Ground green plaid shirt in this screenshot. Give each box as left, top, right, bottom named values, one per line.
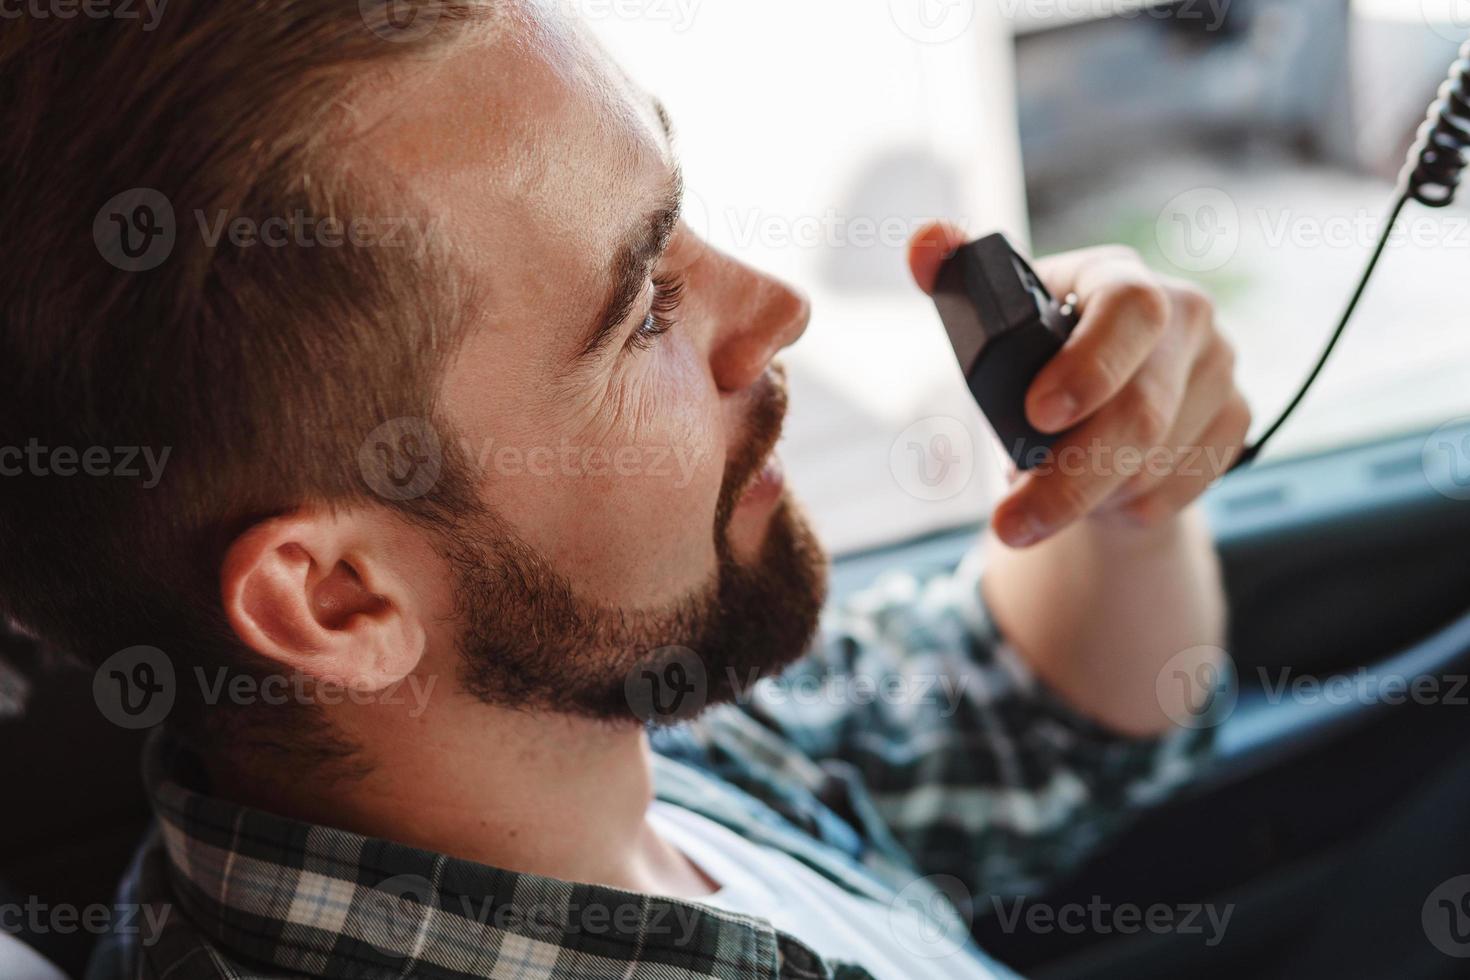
left=108, top=546, right=1217, bottom=979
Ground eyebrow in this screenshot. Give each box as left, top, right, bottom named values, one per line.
left=573, top=100, right=684, bottom=362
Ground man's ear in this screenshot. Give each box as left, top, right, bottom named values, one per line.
left=220, top=510, right=428, bottom=691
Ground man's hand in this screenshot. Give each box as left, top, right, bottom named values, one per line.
left=909, top=224, right=1251, bottom=549
left=909, top=223, right=1242, bottom=735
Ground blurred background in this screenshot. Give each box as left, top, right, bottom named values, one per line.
left=589, top=0, right=1470, bottom=555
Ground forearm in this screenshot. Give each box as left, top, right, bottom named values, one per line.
left=980, top=505, right=1227, bottom=737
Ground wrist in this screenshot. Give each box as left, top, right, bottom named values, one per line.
left=1082, top=505, right=1207, bottom=557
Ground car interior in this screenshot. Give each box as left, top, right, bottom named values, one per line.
left=5, top=418, right=1470, bottom=978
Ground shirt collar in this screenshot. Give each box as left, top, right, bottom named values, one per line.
left=142, top=729, right=812, bottom=980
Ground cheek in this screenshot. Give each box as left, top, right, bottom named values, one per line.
left=482, top=338, right=727, bottom=608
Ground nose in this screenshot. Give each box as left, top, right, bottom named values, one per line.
left=705, top=254, right=811, bottom=394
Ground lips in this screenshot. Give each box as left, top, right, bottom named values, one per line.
left=716, top=367, right=789, bottom=528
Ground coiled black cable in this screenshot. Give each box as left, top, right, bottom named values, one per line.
left=1233, top=38, right=1470, bottom=470
left=1405, top=41, right=1470, bottom=208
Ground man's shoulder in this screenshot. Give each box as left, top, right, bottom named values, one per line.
left=92, top=835, right=284, bottom=980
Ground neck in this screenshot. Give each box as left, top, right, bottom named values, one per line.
left=210, top=702, right=716, bottom=897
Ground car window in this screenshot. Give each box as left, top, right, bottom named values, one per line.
left=591, top=0, right=1470, bottom=556
left=1023, top=0, right=1470, bottom=469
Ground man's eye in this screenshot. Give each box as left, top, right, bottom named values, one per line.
left=628, top=273, right=685, bottom=351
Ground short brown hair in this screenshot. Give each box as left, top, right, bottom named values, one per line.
left=0, top=1, right=490, bottom=758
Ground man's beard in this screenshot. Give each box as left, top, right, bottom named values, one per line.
left=443, top=372, right=828, bottom=725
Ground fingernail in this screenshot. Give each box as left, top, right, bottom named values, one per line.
left=1033, top=391, right=1078, bottom=433
left=998, top=510, right=1049, bottom=548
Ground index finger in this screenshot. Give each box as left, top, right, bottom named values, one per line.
left=907, top=221, right=969, bottom=295
left=1024, top=248, right=1172, bottom=434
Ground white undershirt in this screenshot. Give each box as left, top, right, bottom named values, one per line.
left=0, top=932, right=67, bottom=980
left=649, top=802, right=997, bottom=980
